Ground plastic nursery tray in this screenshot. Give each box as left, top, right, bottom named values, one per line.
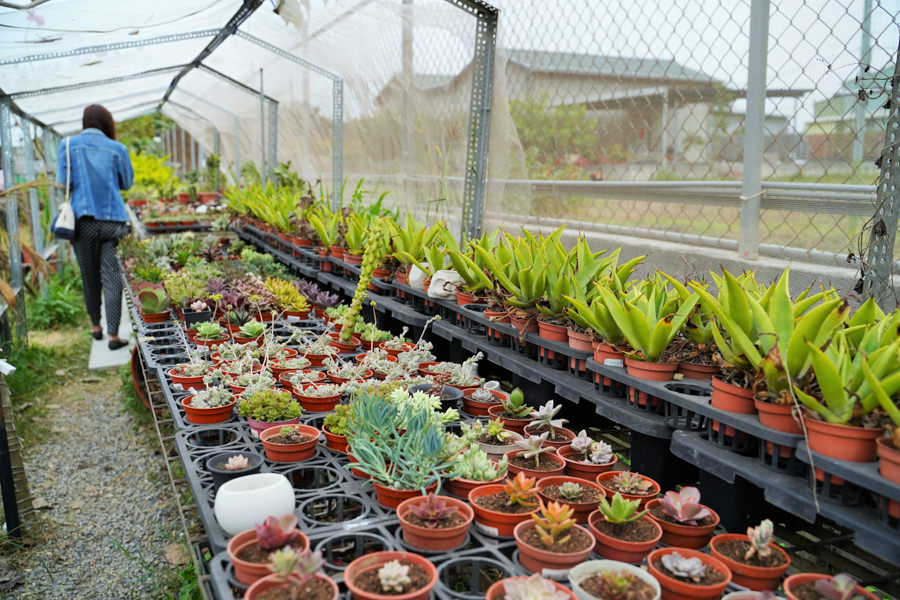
left=794, top=442, right=900, bottom=511
left=670, top=429, right=900, bottom=564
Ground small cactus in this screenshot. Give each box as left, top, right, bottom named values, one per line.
left=223, top=454, right=250, bottom=471
left=378, top=559, right=412, bottom=593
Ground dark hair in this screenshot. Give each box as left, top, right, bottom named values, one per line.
left=82, top=105, right=116, bottom=140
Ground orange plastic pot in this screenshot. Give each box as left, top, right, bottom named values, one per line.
left=755, top=399, right=802, bottom=434
left=557, top=445, right=618, bottom=480
left=537, top=320, right=568, bottom=342
left=327, top=369, right=373, bottom=385
left=461, top=388, right=507, bottom=416
left=567, top=328, right=593, bottom=352
left=181, top=396, right=234, bottom=425
left=293, top=384, right=342, bottom=412
left=168, top=368, right=207, bottom=391
left=783, top=573, right=880, bottom=600
left=514, top=520, right=594, bottom=575
left=877, top=437, right=900, bottom=483
left=485, top=577, right=576, bottom=600
left=468, top=484, right=538, bottom=537
left=227, top=528, right=310, bottom=586
left=322, top=425, right=348, bottom=453
left=140, top=308, right=171, bottom=323
left=645, top=498, right=719, bottom=549
left=327, top=332, right=361, bottom=353
left=536, top=475, right=605, bottom=524
left=677, top=362, right=719, bottom=380
left=344, top=551, right=437, bottom=600
left=587, top=511, right=661, bottom=563
left=487, top=404, right=535, bottom=434
left=803, top=413, right=882, bottom=462
left=397, top=495, right=473, bottom=551
left=595, top=471, right=660, bottom=508
left=372, top=482, right=437, bottom=509
left=709, top=533, right=790, bottom=591
left=245, top=572, right=338, bottom=600
left=523, top=424, right=576, bottom=450
left=444, top=473, right=505, bottom=499
left=710, top=377, right=756, bottom=414
left=625, top=359, right=675, bottom=410
left=504, top=449, right=565, bottom=481
left=376, top=341, right=416, bottom=357
left=648, top=547, right=731, bottom=600
left=259, top=424, right=320, bottom=462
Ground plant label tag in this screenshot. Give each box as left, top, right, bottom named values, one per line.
left=604, top=358, right=624, bottom=368
left=541, top=567, right=570, bottom=580
left=474, top=522, right=499, bottom=537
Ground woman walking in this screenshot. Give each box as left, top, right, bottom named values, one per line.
left=57, top=105, right=133, bottom=350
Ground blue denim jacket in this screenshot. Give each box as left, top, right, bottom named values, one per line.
left=56, top=128, right=133, bottom=222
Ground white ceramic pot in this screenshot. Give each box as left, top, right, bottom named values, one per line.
left=213, top=473, right=295, bottom=535
left=569, top=559, right=661, bottom=600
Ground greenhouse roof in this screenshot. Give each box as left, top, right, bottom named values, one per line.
left=504, top=48, right=715, bottom=83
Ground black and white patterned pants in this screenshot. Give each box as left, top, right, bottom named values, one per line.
left=72, top=218, right=129, bottom=337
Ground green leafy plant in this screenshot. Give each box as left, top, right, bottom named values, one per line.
left=500, top=387, right=531, bottom=418
left=135, top=282, right=172, bottom=314
left=238, top=320, right=266, bottom=338
left=597, top=492, right=645, bottom=524
left=238, top=388, right=301, bottom=422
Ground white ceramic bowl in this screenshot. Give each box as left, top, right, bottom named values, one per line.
left=569, top=559, right=661, bottom=600
left=213, top=473, right=295, bottom=535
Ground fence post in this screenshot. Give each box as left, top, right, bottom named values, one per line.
left=853, top=0, right=874, bottom=166
left=332, top=78, right=344, bottom=211
left=0, top=98, right=26, bottom=340
left=20, top=119, right=45, bottom=296
left=738, top=0, right=769, bottom=260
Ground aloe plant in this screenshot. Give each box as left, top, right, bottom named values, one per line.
left=307, top=205, right=342, bottom=248
left=473, top=228, right=553, bottom=310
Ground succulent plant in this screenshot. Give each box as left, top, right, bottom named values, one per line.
left=135, top=282, right=172, bottom=314
left=557, top=481, right=584, bottom=501
left=193, top=321, right=225, bottom=340
left=188, top=386, right=232, bottom=409
left=323, top=404, right=351, bottom=436
left=470, top=387, right=497, bottom=403
left=238, top=388, right=301, bottom=422
left=255, top=514, right=298, bottom=550
left=377, top=559, right=412, bottom=593
left=513, top=433, right=554, bottom=467
left=501, top=387, right=532, bottom=417
left=223, top=308, right=252, bottom=327
left=529, top=400, right=568, bottom=439
left=608, top=472, right=654, bottom=495
left=744, top=519, right=774, bottom=560
left=264, top=277, right=311, bottom=313
left=503, top=472, right=538, bottom=508
left=570, top=429, right=593, bottom=454
left=589, top=441, right=615, bottom=464
left=407, top=494, right=458, bottom=528
left=268, top=546, right=300, bottom=579
left=484, top=419, right=512, bottom=444
left=531, top=499, right=576, bottom=547
left=814, top=573, right=866, bottom=600
left=659, top=552, right=707, bottom=583
left=223, top=454, right=250, bottom=471
left=659, top=486, right=711, bottom=525
left=238, top=320, right=266, bottom=338
left=451, top=446, right=508, bottom=481
left=597, top=492, right=645, bottom=524
left=589, top=569, right=639, bottom=600
left=502, top=573, right=570, bottom=600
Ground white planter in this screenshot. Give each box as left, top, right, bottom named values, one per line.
left=478, top=430, right=523, bottom=459
left=213, top=473, right=295, bottom=535
left=569, top=560, right=661, bottom=600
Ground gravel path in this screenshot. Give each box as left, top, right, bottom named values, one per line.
left=9, top=375, right=183, bottom=599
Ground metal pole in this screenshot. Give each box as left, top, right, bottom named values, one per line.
left=234, top=116, right=241, bottom=184
left=179, top=125, right=187, bottom=177
left=332, top=78, right=344, bottom=210
left=853, top=0, right=873, bottom=166
left=0, top=99, right=26, bottom=339
left=738, top=0, right=769, bottom=260
left=20, top=120, right=45, bottom=295
left=660, top=87, right=669, bottom=167
left=402, top=0, right=414, bottom=207
left=268, top=100, right=278, bottom=184
left=187, top=129, right=194, bottom=174
left=259, top=69, right=266, bottom=188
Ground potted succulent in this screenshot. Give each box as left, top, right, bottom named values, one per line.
left=234, top=320, right=267, bottom=344
left=595, top=471, right=660, bottom=508
left=322, top=404, right=351, bottom=453
left=205, top=452, right=263, bottom=491
left=181, top=299, right=213, bottom=327
left=396, top=493, right=474, bottom=552
left=168, top=359, right=210, bottom=390
left=226, top=514, right=310, bottom=586
left=568, top=559, right=661, bottom=600
left=192, top=321, right=229, bottom=347
left=263, top=277, right=311, bottom=319
left=468, top=472, right=540, bottom=537
left=485, top=573, right=576, bottom=600
left=324, top=357, right=373, bottom=385
left=537, top=476, right=606, bottom=524
left=474, top=419, right=524, bottom=459
left=181, top=386, right=235, bottom=424
left=588, top=492, right=661, bottom=563
left=245, top=547, right=338, bottom=600
left=445, top=445, right=509, bottom=498
left=782, top=572, right=879, bottom=600
left=292, top=383, right=344, bottom=412
left=487, top=388, right=536, bottom=433
left=280, top=368, right=326, bottom=390
left=238, top=388, right=302, bottom=436
left=647, top=548, right=732, bottom=600
left=259, top=424, right=320, bottom=462
left=343, top=551, right=438, bottom=600
left=557, top=430, right=618, bottom=480
left=462, top=385, right=507, bottom=416
left=646, top=486, right=720, bottom=549
left=523, top=400, right=576, bottom=448
left=222, top=308, right=253, bottom=334
left=709, top=519, right=791, bottom=591
left=135, top=282, right=173, bottom=322
left=227, top=370, right=276, bottom=396
left=504, top=433, right=565, bottom=480
left=269, top=355, right=312, bottom=377
left=513, top=499, right=594, bottom=576
left=298, top=333, right=340, bottom=367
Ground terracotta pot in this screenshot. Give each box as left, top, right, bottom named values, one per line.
left=677, top=362, right=719, bottom=380
left=645, top=498, right=719, bottom=549
left=648, top=547, right=732, bottom=600
left=514, top=520, right=594, bottom=575
left=227, top=528, right=310, bottom=586
left=523, top=424, right=576, bottom=450
left=322, top=425, right=348, bottom=453
left=278, top=370, right=326, bottom=390
left=877, top=437, right=900, bottom=483
left=397, top=495, right=473, bottom=551
left=593, top=342, right=624, bottom=365
left=803, top=413, right=882, bottom=462
left=327, top=369, right=372, bottom=386
left=485, top=308, right=511, bottom=342
left=783, top=573, right=880, bottom=600
left=344, top=551, right=437, bottom=600
left=537, top=475, right=606, bottom=524
left=181, top=396, right=235, bottom=425
left=232, top=334, right=263, bottom=345
left=327, top=332, right=361, bottom=353
left=301, top=351, right=333, bottom=367
left=487, top=404, right=535, bottom=434
left=245, top=572, right=339, bottom=600
left=355, top=352, right=398, bottom=365
left=445, top=474, right=506, bottom=499
left=168, top=368, right=206, bottom=391
left=710, top=377, right=756, bottom=414
left=293, top=384, right=343, bottom=412
left=537, top=320, right=568, bottom=342
left=344, top=252, right=363, bottom=265
left=486, top=577, right=576, bottom=600
left=587, top=511, right=661, bottom=563
left=372, top=481, right=437, bottom=509
left=456, top=290, right=484, bottom=306
left=624, top=359, right=675, bottom=410
left=557, top=445, right=618, bottom=480
left=567, top=328, right=593, bottom=352
left=259, top=424, right=320, bottom=462
left=284, top=309, right=311, bottom=320
left=754, top=398, right=802, bottom=434
left=468, top=484, right=539, bottom=537
left=595, top=471, right=660, bottom=508
left=140, top=308, right=172, bottom=323
left=246, top=416, right=301, bottom=438
left=331, top=246, right=346, bottom=259
left=395, top=266, right=409, bottom=285
left=709, top=533, right=791, bottom=591
left=505, top=449, right=565, bottom=481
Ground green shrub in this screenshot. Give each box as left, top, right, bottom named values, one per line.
left=26, top=266, right=85, bottom=330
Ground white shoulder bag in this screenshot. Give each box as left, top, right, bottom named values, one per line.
left=51, top=137, right=76, bottom=240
